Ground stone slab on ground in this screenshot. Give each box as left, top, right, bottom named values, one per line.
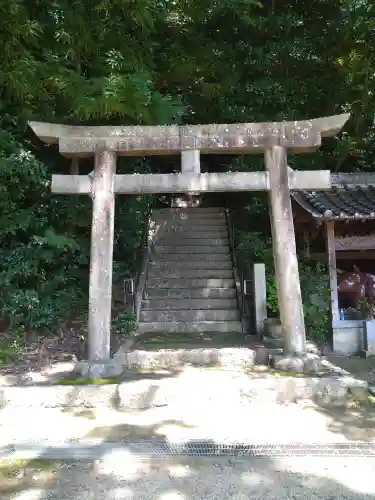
left=119, top=346, right=256, bottom=370
left=0, top=365, right=368, bottom=411
left=0, top=383, right=118, bottom=409
left=74, top=346, right=256, bottom=378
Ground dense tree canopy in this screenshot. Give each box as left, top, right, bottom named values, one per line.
left=0, top=0, right=374, bottom=338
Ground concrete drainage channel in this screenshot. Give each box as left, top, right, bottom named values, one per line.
left=0, top=346, right=371, bottom=460
left=3, top=442, right=375, bottom=461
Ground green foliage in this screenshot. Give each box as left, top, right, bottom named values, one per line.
left=236, top=231, right=277, bottom=313
left=0, top=0, right=374, bottom=343
left=236, top=231, right=330, bottom=343
left=358, top=298, right=375, bottom=320
left=112, top=311, right=137, bottom=336
left=299, top=262, right=331, bottom=343
left=0, top=128, right=85, bottom=330
left=0, top=339, right=22, bottom=367
left=0, top=125, right=152, bottom=333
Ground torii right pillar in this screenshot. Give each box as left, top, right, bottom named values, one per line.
left=265, top=147, right=305, bottom=356
left=264, top=116, right=349, bottom=357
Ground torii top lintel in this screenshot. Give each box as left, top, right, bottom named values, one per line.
left=28, top=114, right=349, bottom=158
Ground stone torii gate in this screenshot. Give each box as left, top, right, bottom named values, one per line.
left=29, top=114, right=349, bottom=362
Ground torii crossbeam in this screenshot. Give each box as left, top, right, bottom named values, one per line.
left=29, top=114, right=349, bottom=362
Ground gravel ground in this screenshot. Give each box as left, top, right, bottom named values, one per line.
left=0, top=398, right=370, bottom=450
left=2, top=455, right=375, bottom=499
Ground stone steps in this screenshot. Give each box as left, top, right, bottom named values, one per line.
left=139, top=206, right=240, bottom=336
left=154, top=253, right=231, bottom=262
left=153, top=210, right=225, bottom=220
left=140, top=309, right=240, bottom=322
left=142, top=298, right=238, bottom=310
left=161, top=227, right=228, bottom=236
left=148, top=269, right=234, bottom=279
left=149, top=260, right=233, bottom=270
left=157, top=237, right=230, bottom=246
left=146, top=278, right=235, bottom=288
left=153, top=218, right=227, bottom=226
left=137, top=321, right=243, bottom=333
left=153, top=245, right=230, bottom=254
left=155, top=207, right=225, bottom=213
left=143, top=288, right=237, bottom=299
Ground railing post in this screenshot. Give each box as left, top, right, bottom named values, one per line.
left=123, top=278, right=136, bottom=314
left=253, top=263, right=267, bottom=338
left=225, top=209, right=245, bottom=334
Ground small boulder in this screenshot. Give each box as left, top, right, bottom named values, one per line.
left=253, top=345, right=270, bottom=365
left=316, top=378, right=348, bottom=407
left=350, top=385, right=368, bottom=402
left=303, top=353, right=322, bottom=374
left=342, top=376, right=368, bottom=402
left=74, top=360, right=90, bottom=377
left=272, top=355, right=304, bottom=373
left=306, top=341, right=321, bottom=356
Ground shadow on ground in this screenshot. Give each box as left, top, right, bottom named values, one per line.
left=312, top=397, right=375, bottom=442
left=327, top=354, right=375, bottom=383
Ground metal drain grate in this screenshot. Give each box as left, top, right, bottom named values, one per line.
left=109, top=441, right=375, bottom=457
left=3, top=441, right=375, bottom=460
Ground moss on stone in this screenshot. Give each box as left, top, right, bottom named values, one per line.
left=57, top=376, right=121, bottom=385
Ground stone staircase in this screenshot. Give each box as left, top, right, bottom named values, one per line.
left=138, top=207, right=242, bottom=334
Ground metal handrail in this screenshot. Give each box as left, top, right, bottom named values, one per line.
left=134, top=245, right=152, bottom=322
left=132, top=214, right=169, bottom=323
left=121, top=219, right=155, bottom=320
left=225, top=208, right=249, bottom=335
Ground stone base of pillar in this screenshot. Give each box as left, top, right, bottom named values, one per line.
left=74, top=359, right=124, bottom=378
left=270, top=353, right=322, bottom=374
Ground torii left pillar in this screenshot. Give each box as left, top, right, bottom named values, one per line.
left=88, top=150, right=117, bottom=360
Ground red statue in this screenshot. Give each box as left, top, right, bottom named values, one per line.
left=337, top=265, right=375, bottom=309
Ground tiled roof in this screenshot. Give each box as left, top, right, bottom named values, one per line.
left=291, top=173, right=375, bottom=220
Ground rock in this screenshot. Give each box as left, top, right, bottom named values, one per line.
left=74, top=359, right=124, bottom=378
left=315, top=378, right=348, bottom=407
left=74, top=360, right=90, bottom=377
left=112, top=348, right=127, bottom=366
left=117, top=380, right=162, bottom=411
left=306, top=341, right=321, bottom=356
left=218, top=348, right=255, bottom=369
left=271, top=350, right=324, bottom=375
left=350, top=385, right=368, bottom=401
left=253, top=345, right=270, bottom=365
left=123, top=338, right=136, bottom=352
left=264, top=318, right=282, bottom=339
left=92, top=360, right=124, bottom=378
left=303, top=353, right=322, bottom=374
left=320, top=341, right=333, bottom=356
left=272, top=356, right=305, bottom=373
left=341, top=376, right=368, bottom=401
